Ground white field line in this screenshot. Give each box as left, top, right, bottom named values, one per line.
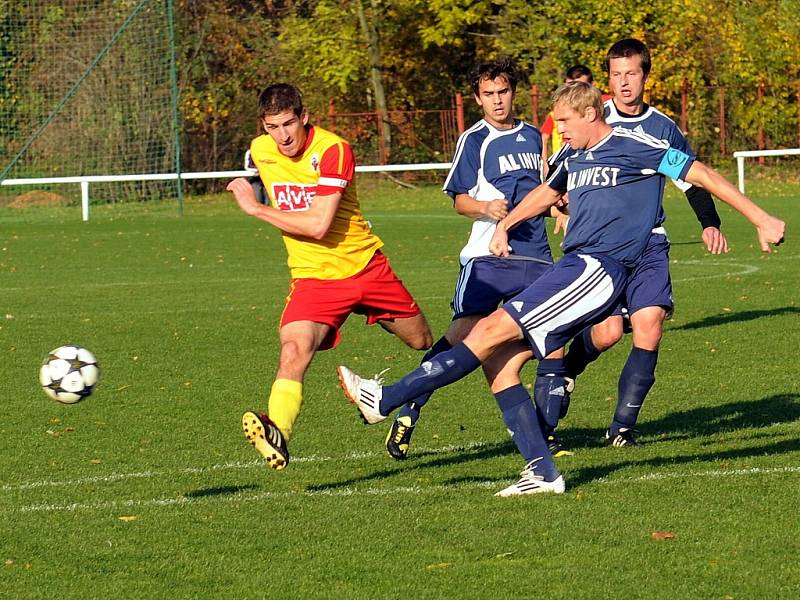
left=1, top=442, right=487, bottom=493
left=4, top=442, right=799, bottom=514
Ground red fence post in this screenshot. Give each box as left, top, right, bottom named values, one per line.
left=757, top=80, right=765, bottom=164
left=680, top=78, right=689, bottom=134
left=328, top=99, right=336, bottom=133
left=455, top=93, right=465, bottom=134
left=796, top=81, right=800, bottom=148
left=530, top=84, right=540, bottom=127
left=719, top=86, right=726, bottom=156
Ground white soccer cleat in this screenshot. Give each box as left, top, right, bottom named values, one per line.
left=337, top=365, right=387, bottom=425
left=495, top=457, right=566, bottom=497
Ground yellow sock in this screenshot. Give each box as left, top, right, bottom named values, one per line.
left=268, top=379, right=303, bottom=440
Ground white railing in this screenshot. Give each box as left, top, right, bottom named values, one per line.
left=0, top=162, right=452, bottom=221
left=733, top=148, right=800, bottom=194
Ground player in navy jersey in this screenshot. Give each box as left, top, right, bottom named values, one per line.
left=384, top=58, right=569, bottom=461
left=338, top=81, right=784, bottom=495
left=556, top=39, right=729, bottom=448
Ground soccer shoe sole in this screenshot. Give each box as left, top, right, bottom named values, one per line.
left=385, top=417, right=414, bottom=460
left=337, top=366, right=386, bottom=425
left=495, top=475, right=566, bottom=497
left=242, top=411, right=288, bottom=470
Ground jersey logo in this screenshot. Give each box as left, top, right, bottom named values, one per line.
left=516, top=133, right=526, bottom=142
left=272, top=183, right=315, bottom=211
left=510, top=301, right=524, bottom=312
left=310, top=153, right=320, bottom=172
left=585, top=151, right=594, bottom=161
left=499, top=152, right=541, bottom=174
left=633, top=125, right=646, bottom=136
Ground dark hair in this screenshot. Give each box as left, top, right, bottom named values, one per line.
left=258, top=83, right=304, bottom=119
left=566, top=64, right=593, bottom=83
left=469, top=58, right=521, bottom=96
left=606, top=38, right=651, bottom=76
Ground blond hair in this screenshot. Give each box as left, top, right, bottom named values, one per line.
left=551, top=81, right=604, bottom=120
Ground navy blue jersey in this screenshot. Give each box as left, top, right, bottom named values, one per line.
left=605, top=100, right=694, bottom=225
left=547, top=127, right=695, bottom=267
left=444, top=119, right=551, bottom=264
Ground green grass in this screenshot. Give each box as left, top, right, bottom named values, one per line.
left=1, top=179, right=798, bottom=599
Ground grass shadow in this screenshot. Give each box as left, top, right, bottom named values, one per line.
left=668, top=306, right=800, bottom=332
left=184, top=484, right=259, bottom=498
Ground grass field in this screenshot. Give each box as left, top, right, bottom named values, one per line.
left=1, top=178, right=799, bottom=599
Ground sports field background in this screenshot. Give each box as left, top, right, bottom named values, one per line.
left=1, top=178, right=798, bottom=598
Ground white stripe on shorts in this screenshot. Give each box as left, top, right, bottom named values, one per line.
left=518, top=254, right=616, bottom=356
left=452, top=259, right=475, bottom=314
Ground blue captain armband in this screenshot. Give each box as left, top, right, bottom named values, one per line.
left=657, top=147, right=692, bottom=180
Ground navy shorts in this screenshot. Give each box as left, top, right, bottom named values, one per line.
left=503, top=252, right=629, bottom=360
left=612, top=231, right=674, bottom=319
left=451, top=255, right=553, bottom=319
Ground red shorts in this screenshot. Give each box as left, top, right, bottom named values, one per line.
left=280, top=251, right=422, bottom=350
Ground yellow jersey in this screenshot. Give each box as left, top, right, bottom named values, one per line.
left=250, top=125, right=383, bottom=280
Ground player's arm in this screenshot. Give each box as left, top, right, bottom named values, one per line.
left=683, top=161, right=785, bottom=252
left=454, top=193, right=508, bottom=221
left=683, top=185, right=727, bottom=254
left=227, top=177, right=342, bottom=239
left=489, top=183, right=563, bottom=256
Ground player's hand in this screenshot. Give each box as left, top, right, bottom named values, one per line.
left=482, top=199, right=509, bottom=221
left=226, top=177, right=262, bottom=216
left=553, top=210, right=569, bottom=236
left=489, top=225, right=511, bottom=257
left=701, top=227, right=729, bottom=254
left=756, top=215, right=786, bottom=253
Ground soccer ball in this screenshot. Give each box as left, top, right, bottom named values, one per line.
left=39, top=345, right=100, bottom=404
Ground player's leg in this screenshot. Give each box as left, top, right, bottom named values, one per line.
left=531, top=348, right=574, bottom=457
left=607, top=232, right=672, bottom=447
left=607, top=306, right=664, bottom=446
left=243, top=276, right=351, bottom=470
left=242, top=320, right=332, bottom=470
left=482, top=341, right=560, bottom=465
left=339, top=307, right=523, bottom=424
left=564, top=314, right=625, bottom=380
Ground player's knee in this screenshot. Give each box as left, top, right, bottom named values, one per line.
left=404, top=329, right=433, bottom=351
left=278, top=339, right=314, bottom=372
left=630, top=316, right=664, bottom=349
left=593, top=325, right=623, bottom=351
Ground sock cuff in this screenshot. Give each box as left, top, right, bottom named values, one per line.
left=272, top=378, right=303, bottom=396
left=494, top=383, right=530, bottom=410
left=451, top=342, right=482, bottom=370
left=536, top=357, right=566, bottom=376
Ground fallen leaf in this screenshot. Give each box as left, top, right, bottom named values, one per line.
left=651, top=532, right=677, bottom=540
left=118, top=516, right=138, bottom=522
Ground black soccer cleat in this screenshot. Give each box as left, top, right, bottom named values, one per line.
left=242, top=411, right=290, bottom=470
left=385, top=416, right=415, bottom=460
left=546, top=433, right=574, bottom=457
left=605, top=427, right=641, bottom=448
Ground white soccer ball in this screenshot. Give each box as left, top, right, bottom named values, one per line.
left=39, top=345, right=100, bottom=404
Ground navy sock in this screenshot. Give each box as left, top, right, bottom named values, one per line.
left=533, top=358, right=569, bottom=433
left=397, top=336, right=453, bottom=423
left=611, top=346, right=658, bottom=435
left=564, top=327, right=602, bottom=379
left=380, top=342, right=481, bottom=415
left=494, top=384, right=559, bottom=480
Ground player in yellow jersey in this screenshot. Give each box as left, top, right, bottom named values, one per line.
left=226, top=83, right=432, bottom=470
